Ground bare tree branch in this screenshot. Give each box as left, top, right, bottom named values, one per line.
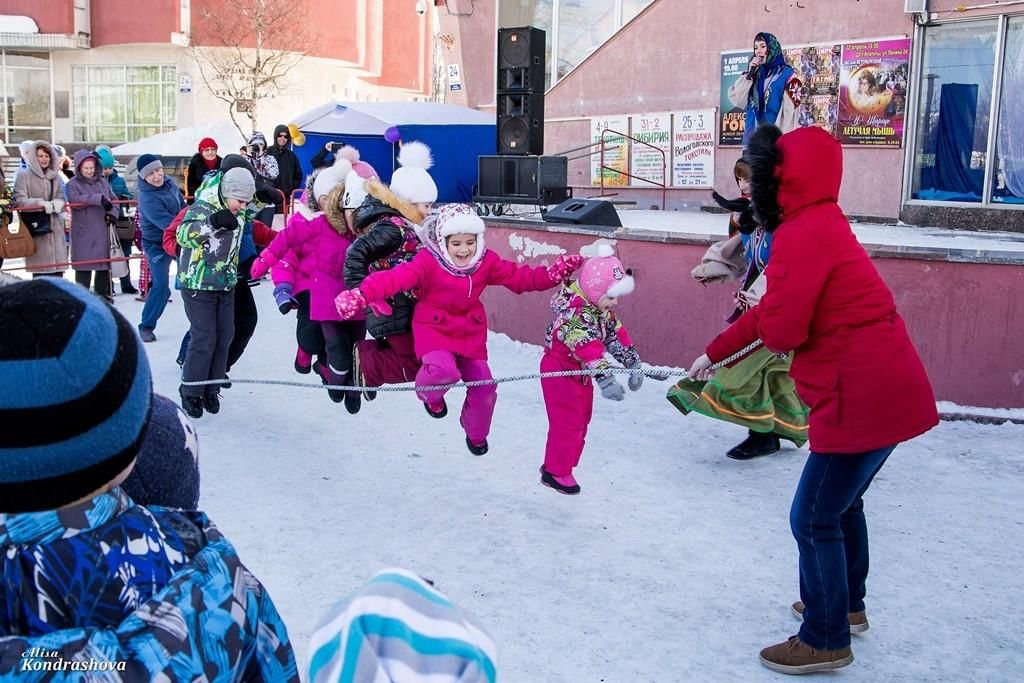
left=187, top=0, right=318, bottom=139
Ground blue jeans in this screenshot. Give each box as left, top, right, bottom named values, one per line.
left=791, top=444, right=896, bottom=650
left=140, top=240, right=172, bottom=331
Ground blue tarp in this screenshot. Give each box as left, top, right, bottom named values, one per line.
left=290, top=101, right=496, bottom=202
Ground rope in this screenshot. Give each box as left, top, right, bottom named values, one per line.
left=180, top=340, right=767, bottom=392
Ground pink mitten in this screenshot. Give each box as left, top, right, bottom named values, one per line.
left=249, top=256, right=270, bottom=279
left=546, top=254, right=585, bottom=283
left=368, top=300, right=393, bottom=316
left=335, top=288, right=367, bottom=319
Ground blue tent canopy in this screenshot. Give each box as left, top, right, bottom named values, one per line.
left=291, top=101, right=496, bottom=202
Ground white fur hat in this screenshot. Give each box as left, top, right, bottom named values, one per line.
left=18, top=140, right=35, bottom=160
left=313, top=158, right=353, bottom=203
left=389, top=141, right=437, bottom=204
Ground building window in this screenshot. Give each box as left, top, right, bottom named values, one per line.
left=909, top=13, right=1023, bottom=207
left=0, top=50, right=52, bottom=143
left=72, top=65, right=177, bottom=143
left=498, top=0, right=654, bottom=89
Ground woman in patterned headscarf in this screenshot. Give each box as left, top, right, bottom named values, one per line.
left=728, top=32, right=803, bottom=146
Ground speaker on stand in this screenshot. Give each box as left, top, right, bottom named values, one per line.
left=496, top=26, right=545, bottom=156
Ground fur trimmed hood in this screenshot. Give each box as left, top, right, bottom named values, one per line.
left=746, top=123, right=784, bottom=231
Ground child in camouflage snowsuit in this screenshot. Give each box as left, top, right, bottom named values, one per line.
left=176, top=166, right=256, bottom=418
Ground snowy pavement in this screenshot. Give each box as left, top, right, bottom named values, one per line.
left=109, top=273, right=1023, bottom=682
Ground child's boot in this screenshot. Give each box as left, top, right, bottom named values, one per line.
left=179, top=388, right=203, bottom=419
left=465, top=437, right=488, bottom=456
left=295, top=347, right=312, bottom=374
left=540, top=466, right=580, bottom=495
left=353, top=344, right=376, bottom=401
left=424, top=399, right=448, bottom=418
left=313, top=360, right=345, bottom=403
left=343, top=384, right=361, bottom=415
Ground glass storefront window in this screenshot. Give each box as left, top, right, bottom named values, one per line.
left=72, top=65, right=177, bottom=142
left=910, top=20, right=997, bottom=203
left=556, top=0, right=616, bottom=80
left=993, top=16, right=1024, bottom=204
left=1, top=50, right=52, bottom=144
left=499, top=0, right=554, bottom=90
left=621, top=0, right=654, bottom=24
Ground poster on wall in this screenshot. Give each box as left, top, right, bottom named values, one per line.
left=788, top=44, right=842, bottom=133
left=719, top=50, right=750, bottom=146
left=630, top=112, right=672, bottom=186
left=838, top=38, right=911, bottom=147
left=672, top=109, right=716, bottom=188
left=591, top=116, right=630, bottom=187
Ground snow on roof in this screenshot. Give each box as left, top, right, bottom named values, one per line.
left=0, top=16, right=39, bottom=33
left=292, top=100, right=494, bottom=135
left=110, top=122, right=247, bottom=158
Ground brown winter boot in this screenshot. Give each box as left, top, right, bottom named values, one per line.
left=791, top=601, right=869, bottom=634
left=759, top=635, right=853, bottom=674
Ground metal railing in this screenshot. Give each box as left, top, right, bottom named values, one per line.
left=553, top=129, right=667, bottom=210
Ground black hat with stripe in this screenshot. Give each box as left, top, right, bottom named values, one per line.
left=0, top=278, right=153, bottom=512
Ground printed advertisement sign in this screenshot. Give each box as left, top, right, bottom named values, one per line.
left=719, top=50, right=750, bottom=146
left=838, top=39, right=911, bottom=147
left=789, top=44, right=842, bottom=133
left=672, top=109, right=716, bottom=188
left=591, top=116, right=629, bottom=187
left=630, top=112, right=672, bottom=186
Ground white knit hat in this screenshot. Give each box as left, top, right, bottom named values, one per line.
left=389, top=141, right=437, bottom=204
left=313, top=158, right=353, bottom=203
left=342, top=170, right=369, bottom=209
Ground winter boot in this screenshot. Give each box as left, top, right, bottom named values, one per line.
left=313, top=360, right=345, bottom=403
left=791, top=601, right=869, bottom=634
left=202, top=391, right=221, bottom=415
left=294, top=347, right=312, bottom=375
left=353, top=344, right=376, bottom=401
left=120, top=277, right=138, bottom=295
left=540, top=467, right=581, bottom=495
left=138, top=326, right=156, bottom=343
left=726, top=430, right=781, bottom=460
left=344, top=386, right=361, bottom=415
left=424, top=399, right=448, bottom=418
left=179, top=388, right=203, bottom=419
left=759, top=636, right=853, bottom=675
left=465, top=437, right=488, bottom=456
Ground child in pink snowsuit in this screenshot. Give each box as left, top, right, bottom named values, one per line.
left=337, top=203, right=583, bottom=455
left=540, top=244, right=643, bottom=495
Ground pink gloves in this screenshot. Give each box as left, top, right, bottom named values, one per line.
left=335, top=288, right=366, bottom=319
left=335, top=288, right=393, bottom=319
left=249, top=256, right=270, bottom=279
left=546, top=254, right=585, bottom=283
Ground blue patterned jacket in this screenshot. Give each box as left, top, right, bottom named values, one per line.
left=0, top=489, right=298, bottom=681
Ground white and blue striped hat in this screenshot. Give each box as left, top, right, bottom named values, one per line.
left=309, top=568, right=497, bottom=683
left=0, top=278, right=153, bottom=512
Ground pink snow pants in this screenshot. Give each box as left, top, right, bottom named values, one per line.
left=417, top=350, right=497, bottom=445
left=541, top=351, right=594, bottom=476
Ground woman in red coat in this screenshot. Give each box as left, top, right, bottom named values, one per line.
left=688, top=124, right=938, bottom=675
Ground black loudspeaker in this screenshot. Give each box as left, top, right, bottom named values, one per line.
left=476, top=155, right=569, bottom=204
left=497, top=27, right=546, bottom=91
left=497, top=26, right=545, bottom=155
left=543, top=198, right=622, bottom=227
left=497, top=92, right=544, bottom=155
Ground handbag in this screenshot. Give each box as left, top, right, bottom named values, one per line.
left=115, top=205, right=135, bottom=241
left=0, top=216, right=37, bottom=259
left=108, top=223, right=129, bottom=279
left=21, top=210, right=51, bottom=237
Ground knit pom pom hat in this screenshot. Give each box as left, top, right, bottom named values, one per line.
left=578, top=244, right=634, bottom=305
left=122, top=393, right=200, bottom=510
left=424, top=203, right=486, bottom=271
left=313, top=158, right=353, bottom=205
left=389, top=141, right=438, bottom=204
left=0, top=278, right=153, bottom=513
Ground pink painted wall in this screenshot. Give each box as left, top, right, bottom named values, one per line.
left=478, top=222, right=1024, bottom=409
left=535, top=0, right=914, bottom=219
left=4, top=0, right=73, bottom=34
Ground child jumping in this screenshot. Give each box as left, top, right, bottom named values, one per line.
left=336, top=203, right=583, bottom=455
left=540, top=244, right=646, bottom=495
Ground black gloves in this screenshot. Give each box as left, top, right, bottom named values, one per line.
left=101, top=197, right=114, bottom=211
left=255, top=188, right=278, bottom=205
left=210, top=209, right=239, bottom=230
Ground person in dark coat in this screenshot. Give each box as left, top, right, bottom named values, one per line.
left=65, top=150, right=120, bottom=300
left=688, top=124, right=939, bottom=675
left=268, top=124, right=304, bottom=214
left=136, top=153, right=186, bottom=342
left=186, top=137, right=222, bottom=201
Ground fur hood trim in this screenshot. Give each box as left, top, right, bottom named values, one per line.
left=746, top=123, right=784, bottom=232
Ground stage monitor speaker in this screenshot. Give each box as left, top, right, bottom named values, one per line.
left=497, top=27, right=546, bottom=92
left=476, top=155, right=568, bottom=204
left=543, top=198, right=622, bottom=227
left=497, top=91, right=544, bottom=155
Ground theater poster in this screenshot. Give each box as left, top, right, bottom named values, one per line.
left=838, top=38, right=911, bottom=147
left=591, top=116, right=630, bottom=187
left=719, top=50, right=749, bottom=146
left=672, top=109, right=716, bottom=188
left=630, top=112, right=672, bottom=186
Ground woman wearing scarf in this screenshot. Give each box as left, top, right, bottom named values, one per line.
left=729, top=32, right=803, bottom=146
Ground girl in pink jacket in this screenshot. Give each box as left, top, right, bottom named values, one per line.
left=336, top=203, right=583, bottom=454
left=540, top=245, right=644, bottom=495
left=251, top=158, right=367, bottom=413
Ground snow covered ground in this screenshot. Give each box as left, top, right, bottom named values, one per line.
left=84, top=270, right=1024, bottom=681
